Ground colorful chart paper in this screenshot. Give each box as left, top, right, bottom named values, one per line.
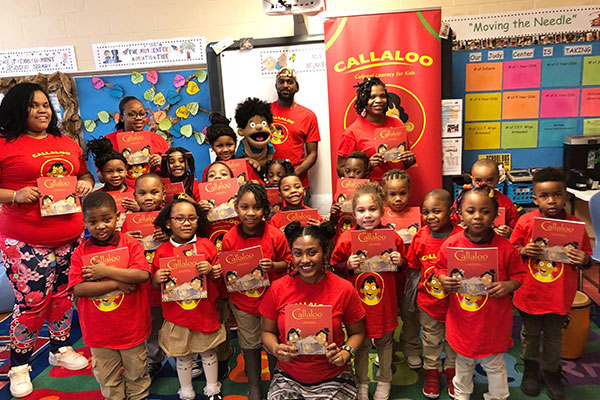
left=541, top=57, right=582, bottom=87
left=466, top=63, right=503, bottom=92
left=502, top=91, right=540, bottom=120
left=501, top=121, right=538, bottom=148
left=582, top=56, right=600, bottom=86
left=503, top=60, right=541, bottom=89
left=580, top=88, right=600, bottom=117
left=465, top=93, right=502, bottom=121
left=465, top=122, right=501, bottom=150
left=540, top=89, right=580, bottom=118
left=539, top=118, right=578, bottom=147
left=583, top=119, right=600, bottom=135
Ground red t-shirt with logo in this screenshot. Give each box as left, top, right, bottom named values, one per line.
left=337, top=116, right=407, bottom=182
left=510, top=209, right=592, bottom=316
left=407, top=224, right=464, bottom=322
left=434, top=231, right=525, bottom=359
left=451, top=190, right=519, bottom=228
left=151, top=238, right=221, bottom=333
left=221, top=223, right=292, bottom=315
left=330, top=227, right=405, bottom=338
left=68, top=233, right=151, bottom=349
left=259, top=273, right=365, bottom=384
left=269, top=205, right=324, bottom=229
left=0, top=134, right=88, bottom=247
left=271, top=102, right=321, bottom=188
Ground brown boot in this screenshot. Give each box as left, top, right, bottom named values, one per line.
left=242, top=349, right=262, bottom=400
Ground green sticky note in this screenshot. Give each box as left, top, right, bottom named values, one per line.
left=583, top=56, right=600, bottom=86
left=194, top=132, right=206, bottom=145
left=501, top=121, right=538, bottom=148
left=464, top=122, right=501, bottom=150
left=159, top=118, right=172, bottom=131
left=194, top=70, right=207, bottom=83
left=143, top=88, right=155, bottom=101
left=97, top=111, right=110, bottom=123
left=180, top=124, right=193, bottom=137
left=583, top=118, right=600, bottom=135
left=131, top=71, right=143, bottom=84
left=186, top=102, right=199, bottom=115
left=84, top=120, right=96, bottom=132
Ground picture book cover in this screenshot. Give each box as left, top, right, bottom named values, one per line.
left=266, top=187, right=282, bottom=216
left=219, top=245, right=268, bottom=292
left=494, top=207, right=506, bottom=227
left=532, top=217, right=586, bottom=263
left=280, top=209, right=321, bottom=227
left=284, top=304, right=333, bottom=355
left=198, top=178, right=238, bottom=222
left=161, top=179, right=185, bottom=204
left=350, top=229, right=398, bottom=272
left=123, top=211, right=161, bottom=250
left=159, top=255, right=208, bottom=302
left=106, top=190, right=134, bottom=229
left=116, top=130, right=152, bottom=165
left=224, top=159, right=256, bottom=185
left=37, top=176, right=81, bottom=217
left=373, top=126, right=408, bottom=163
left=82, top=247, right=129, bottom=299
left=447, top=247, right=498, bottom=295
left=334, top=178, right=369, bottom=213
left=383, top=207, right=421, bottom=244
left=207, top=218, right=240, bottom=252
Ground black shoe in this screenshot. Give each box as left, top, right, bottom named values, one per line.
left=218, top=359, right=231, bottom=380
left=207, top=394, right=223, bottom=400
left=543, top=368, right=566, bottom=400
left=146, top=362, right=163, bottom=379
left=521, top=359, right=541, bottom=396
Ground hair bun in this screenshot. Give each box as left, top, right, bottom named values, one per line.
left=209, top=112, right=230, bottom=126
left=284, top=221, right=303, bottom=239
left=318, top=221, right=336, bottom=240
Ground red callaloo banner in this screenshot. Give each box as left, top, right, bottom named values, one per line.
left=324, top=10, right=442, bottom=205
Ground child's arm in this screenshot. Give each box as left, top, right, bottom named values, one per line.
left=122, top=197, right=140, bottom=212
left=82, top=260, right=150, bottom=283
left=494, top=225, right=513, bottom=238
left=73, top=280, right=137, bottom=298
left=151, top=268, right=170, bottom=290
left=152, top=228, right=169, bottom=243
left=487, top=279, right=521, bottom=297
left=565, top=247, right=591, bottom=268
left=258, top=258, right=288, bottom=274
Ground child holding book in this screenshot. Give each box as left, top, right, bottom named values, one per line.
left=69, top=192, right=151, bottom=400
left=436, top=185, right=525, bottom=400
left=330, top=182, right=405, bottom=400
left=328, top=152, right=369, bottom=231
left=510, top=167, right=592, bottom=400
left=221, top=182, right=292, bottom=400
left=269, top=174, right=323, bottom=229
left=406, top=189, right=462, bottom=398
left=265, top=159, right=295, bottom=187
left=151, top=199, right=226, bottom=400
left=160, top=147, right=201, bottom=202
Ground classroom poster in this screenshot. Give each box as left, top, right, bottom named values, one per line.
left=0, top=46, right=77, bottom=77
left=324, top=10, right=442, bottom=205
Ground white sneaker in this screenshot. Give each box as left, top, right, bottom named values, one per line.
left=357, top=383, right=369, bottom=400
left=8, top=364, right=33, bottom=398
left=191, top=360, right=203, bottom=379
left=48, top=346, right=89, bottom=370
left=407, top=355, right=422, bottom=369
left=178, top=386, right=196, bottom=400
left=373, top=382, right=391, bottom=400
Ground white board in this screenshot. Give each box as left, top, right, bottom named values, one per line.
left=219, top=43, right=332, bottom=215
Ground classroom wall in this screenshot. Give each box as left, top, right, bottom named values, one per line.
left=0, top=0, right=594, bottom=71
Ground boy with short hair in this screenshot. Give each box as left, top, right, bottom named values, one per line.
left=342, top=151, right=370, bottom=179
left=510, top=167, right=592, bottom=400
left=69, top=192, right=151, bottom=399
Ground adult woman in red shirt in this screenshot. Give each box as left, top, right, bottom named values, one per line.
left=0, top=83, right=92, bottom=397
left=259, top=222, right=365, bottom=400
left=336, top=78, right=416, bottom=181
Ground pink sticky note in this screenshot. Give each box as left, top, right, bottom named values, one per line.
left=92, top=77, right=104, bottom=89
left=580, top=88, right=600, bottom=117
left=173, top=73, right=185, bottom=88
left=146, top=70, right=158, bottom=84
left=503, top=60, right=541, bottom=90
left=540, top=89, right=580, bottom=118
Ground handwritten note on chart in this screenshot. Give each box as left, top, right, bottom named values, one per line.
left=582, top=56, right=600, bottom=86
left=502, top=91, right=540, bottom=120
left=580, top=88, right=600, bottom=117
left=465, top=93, right=502, bottom=121
left=465, top=122, right=501, bottom=150
left=503, top=60, right=541, bottom=90
left=466, top=63, right=502, bottom=91
left=584, top=119, right=600, bottom=135
left=540, top=89, right=580, bottom=118
left=541, top=57, right=582, bottom=87
left=501, top=121, right=538, bottom=148
left=539, top=118, right=578, bottom=147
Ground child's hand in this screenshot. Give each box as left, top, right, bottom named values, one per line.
left=152, top=268, right=171, bottom=285
left=76, top=180, right=93, bottom=196
left=398, top=150, right=416, bottom=165
left=326, top=343, right=349, bottom=367
left=487, top=280, right=520, bottom=297
left=196, top=261, right=212, bottom=275
left=122, top=198, right=140, bottom=212
left=247, top=157, right=260, bottom=171
left=126, top=230, right=143, bottom=240
left=117, top=282, right=138, bottom=294
left=565, top=247, right=590, bottom=266
left=259, top=258, right=273, bottom=272
left=347, top=255, right=360, bottom=270
left=439, top=274, right=461, bottom=291
left=494, top=225, right=512, bottom=238
left=82, top=260, right=109, bottom=281
left=181, top=193, right=195, bottom=203
left=211, top=263, right=222, bottom=280
left=199, top=200, right=213, bottom=212
left=330, top=202, right=342, bottom=216
left=390, top=251, right=404, bottom=267
left=273, top=343, right=299, bottom=362
left=368, top=153, right=384, bottom=169
left=148, top=154, right=162, bottom=169
left=307, top=218, right=321, bottom=226
left=153, top=228, right=169, bottom=243
left=521, top=243, right=542, bottom=258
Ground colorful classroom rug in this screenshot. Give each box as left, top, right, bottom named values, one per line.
left=1, top=313, right=599, bottom=399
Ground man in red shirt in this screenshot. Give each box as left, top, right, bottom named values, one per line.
left=270, top=68, right=320, bottom=195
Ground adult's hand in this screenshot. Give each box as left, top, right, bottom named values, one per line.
left=15, top=187, right=41, bottom=204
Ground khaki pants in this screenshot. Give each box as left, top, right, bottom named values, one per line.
left=229, top=300, right=262, bottom=349
left=399, top=294, right=422, bottom=357
left=453, top=352, right=508, bottom=400
left=91, top=343, right=150, bottom=400
left=356, top=332, right=394, bottom=384
left=518, top=310, right=566, bottom=372
left=419, top=307, right=456, bottom=371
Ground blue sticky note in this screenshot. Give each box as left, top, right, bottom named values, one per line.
left=541, top=57, right=582, bottom=87
left=539, top=118, right=579, bottom=147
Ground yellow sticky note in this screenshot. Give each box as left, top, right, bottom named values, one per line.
left=465, top=122, right=501, bottom=150
left=465, top=93, right=502, bottom=121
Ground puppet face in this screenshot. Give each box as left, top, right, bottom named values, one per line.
left=238, top=115, right=272, bottom=149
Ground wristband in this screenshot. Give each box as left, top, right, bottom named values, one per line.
left=11, top=191, right=17, bottom=205
left=340, top=344, right=355, bottom=364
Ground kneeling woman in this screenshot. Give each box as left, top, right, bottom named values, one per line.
left=259, top=222, right=365, bottom=400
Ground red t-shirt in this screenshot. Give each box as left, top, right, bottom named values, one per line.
left=269, top=205, right=324, bottom=229
left=105, top=130, right=169, bottom=186
left=451, top=190, right=519, bottom=228
left=337, top=116, right=407, bottom=182
left=510, top=209, right=592, bottom=316
left=271, top=102, right=321, bottom=188
left=407, top=224, right=463, bottom=322
left=0, top=134, right=88, bottom=247
left=259, top=273, right=365, bottom=384
left=68, top=233, right=151, bottom=349
left=330, top=227, right=405, bottom=338
left=152, top=238, right=221, bottom=333
left=221, top=222, right=292, bottom=315
left=434, top=231, right=525, bottom=359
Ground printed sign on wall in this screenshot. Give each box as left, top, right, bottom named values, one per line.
left=0, top=46, right=77, bottom=77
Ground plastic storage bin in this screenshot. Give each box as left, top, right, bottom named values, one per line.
left=506, top=181, right=534, bottom=204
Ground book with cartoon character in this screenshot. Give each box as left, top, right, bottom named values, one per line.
left=266, top=187, right=282, bottom=217
left=383, top=206, right=421, bottom=244
left=373, top=126, right=408, bottom=163
left=447, top=247, right=498, bottom=295
left=106, top=190, right=135, bottom=229
left=494, top=207, right=506, bottom=227
left=219, top=245, right=269, bottom=292
left=351, top=229, right=398, bottom=272
left=161, top=179, right=185, bottom=204
left=37, top=176, right=81, bottom=217
left=334, top=178, right=369, bottom=214
left=198, top=178, right=239, bottom=222
left=159, top=254, right=208, bottom=302
left=280, top=209, right=321, bottom=228
left=123, top=211, right=161, bottom=250
left=531, top=217, right=586, bottom=263
left=82, top=247, right=129, bottom=300
left=284, top=304, right=332, bottom=355
left=116, top=131, right=152, bottom=165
